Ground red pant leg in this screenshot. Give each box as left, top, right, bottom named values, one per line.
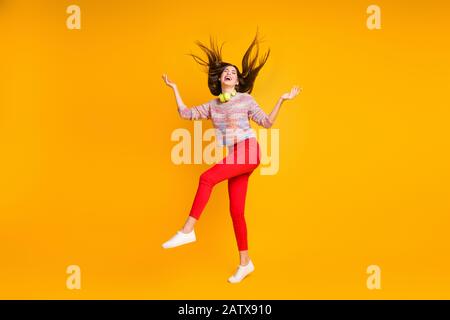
left=228, top=172, right=251, bottom=251
left=189, top=138, right=260, bottom=220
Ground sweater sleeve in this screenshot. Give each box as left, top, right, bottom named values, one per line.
left=178, top=100, right=212, bottom=120
left=247, top=94, right=272, bottom=128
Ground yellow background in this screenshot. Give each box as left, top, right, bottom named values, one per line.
left=1, top=0, right=449, bottom=299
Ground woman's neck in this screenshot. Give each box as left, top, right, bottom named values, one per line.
left=221, top=86, right=236, bottom=94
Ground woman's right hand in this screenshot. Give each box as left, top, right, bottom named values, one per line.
left=162, top=73, right=177, bottom=89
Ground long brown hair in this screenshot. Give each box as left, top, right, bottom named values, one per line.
left=187, top=29, right=270, bottom=95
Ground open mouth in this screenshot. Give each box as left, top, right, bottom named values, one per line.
left=225, top=76, right=232, bottom=81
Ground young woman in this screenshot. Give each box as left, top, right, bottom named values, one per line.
left=161, top=31, right=301, bottom=283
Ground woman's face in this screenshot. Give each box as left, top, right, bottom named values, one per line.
left=220, top=65, right=239, bottom=87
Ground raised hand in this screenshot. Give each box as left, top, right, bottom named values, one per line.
left=162, top=73, right=177, bottom=89
left=281, top=85, right=302, bottom=101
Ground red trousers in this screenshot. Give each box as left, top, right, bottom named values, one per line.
left=189, top=137, right=261, bottom=251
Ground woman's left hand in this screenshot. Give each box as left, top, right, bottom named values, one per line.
left=281, top=85, right=302, bottom=101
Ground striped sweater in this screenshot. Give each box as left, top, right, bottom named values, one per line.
left=178, top=92, right=272, bottom=146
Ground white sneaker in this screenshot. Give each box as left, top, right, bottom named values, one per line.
left=228, top=260, right=255, bottom=283
left=162, top=229, right=196, bottom=249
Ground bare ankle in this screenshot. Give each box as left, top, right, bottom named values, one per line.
left=182, top=226, right=193, bottom=233
left=240, top=258, right=250, bottom=266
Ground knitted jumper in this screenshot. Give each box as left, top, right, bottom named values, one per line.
left=178, top=92, right=272, bottom=146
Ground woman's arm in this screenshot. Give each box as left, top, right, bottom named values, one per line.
left=162, top=74, right=210, bottom=120
left=268, top=86, right=302, bottom=126
left=162, top=73, right=188, bottom=112
left=267, top=97, right=284, bottom=126
left=248, top=86, right=302, bottom=128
